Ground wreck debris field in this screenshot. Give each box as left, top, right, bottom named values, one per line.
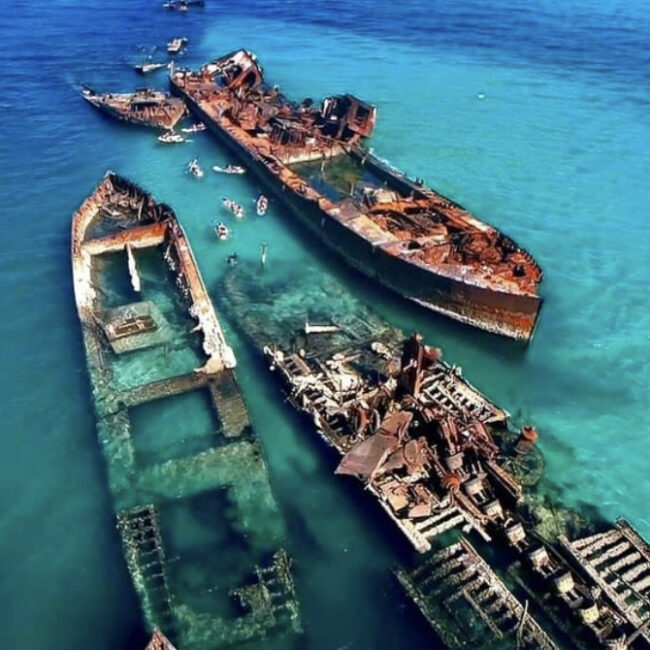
left=0, top=1, right=649, bottom=650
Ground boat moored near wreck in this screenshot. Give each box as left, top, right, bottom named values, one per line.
left=167, top=37, right=188, bottom=55
left=170, top=49, right=543, bottom=341
left=134, top=62, right=169, bottom=75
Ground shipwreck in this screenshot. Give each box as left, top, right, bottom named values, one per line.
left=217, top=264, right=650, bottom=649
left=218, top=265, right=538, bottom=553
left=81, top=86, right=186, bottom=130
left=71, top=173, right=300, bottom=648
left=170, top=49, right=543, bottom=341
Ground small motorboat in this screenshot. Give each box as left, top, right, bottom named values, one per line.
left=158, top=131, right=185, bottom=144
left=214, top=221, right=229, bottom=241
left=222, top=198, right=244, bottom=218
left=256, top=194, right=268, bottom=216
left=181, top=122, right=206, bottom=133
left=134, top=61, right=168, bottom=75
left=212, top=164, right=246, bottom=175
left=188, top=158, right=203, bottom=178
left=167, top=37, right=188, bottom=55
left=163, top=0, right=204, bottom=9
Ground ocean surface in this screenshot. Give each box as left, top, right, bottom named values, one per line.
left=1, top=0, right=649, bottom=648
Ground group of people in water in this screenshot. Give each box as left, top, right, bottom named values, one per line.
left=174, top=120, right=269, bottom=253
left=216, top=194, right=267, bottom=240
left=158, top=122, right=206, bottom=145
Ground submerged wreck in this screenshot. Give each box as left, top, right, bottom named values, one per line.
left=82, top=86, right=186, bottom=130
left=170, top=49, right=543, bottom=341
left=72, top=173, right=300, bottom=648
left=396, top=538, right=558, bottom=649
left=219, top=265, right=536, bottom=553
left=218, top=264, right=650, bottom=650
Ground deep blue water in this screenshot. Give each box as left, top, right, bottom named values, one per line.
left=1, top=1, right=649, bottom=648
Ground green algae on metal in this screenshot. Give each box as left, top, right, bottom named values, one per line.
left=72, top=173, right=301, bottom=648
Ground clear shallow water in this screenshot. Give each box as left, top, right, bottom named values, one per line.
left=0, top=0, right=649, bottom=648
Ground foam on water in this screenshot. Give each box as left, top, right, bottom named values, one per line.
left=0, top=1, right=649, bottom=648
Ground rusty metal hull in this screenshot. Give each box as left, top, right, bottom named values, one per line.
left=82, top=92, right=185, bottom=130
left=171, top=81, right=540, bottom=341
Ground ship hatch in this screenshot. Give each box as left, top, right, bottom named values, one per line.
left=290, top=154, right=385, bottom=203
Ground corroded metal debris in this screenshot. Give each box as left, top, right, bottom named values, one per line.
left=81, top=86, right=186, bottom=129
left=71, top=173, right=300, bottom=648
left=170, top=49, right=543, bottom=341
left=396, top=537, right=558, bottom=649
left=264, top=331, right=523, bottom=552
left=217, top=265, right=650, bottom=649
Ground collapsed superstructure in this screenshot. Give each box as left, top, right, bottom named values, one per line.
left=218, top=264, right=650, bottom=650
left=264, top=316, right=534, bottom=554
left=170, top=49, right=543, bottom=341
left=72, top=173, right=300, bottom=649
left=81, top=87, right=186, bottom=130
left=266, top=331, right=520, bottom=551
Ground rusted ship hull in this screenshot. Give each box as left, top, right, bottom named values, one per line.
left=170, top=55, right=542, bottom=341
left=82, top=88, right=186, bottom=130
left=71, top=173, right=300, bottom=648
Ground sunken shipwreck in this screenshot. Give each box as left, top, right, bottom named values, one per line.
left=72, top=173, right=300, bottom=649
left=216, top=263, right=650, bottom=650
left=68, top=45, right=650, bottom=650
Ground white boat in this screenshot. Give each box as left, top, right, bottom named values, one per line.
left=256, top=194, right=268, bottom=216
left=163, top=0, right=204, bottom=9
left=167, top=37, right=188, bottom=55
left=188, top=158, right=203, bottom=177
left=158, top=131, right=185, bottom=143
left=181, top=122, right=206, bottom=133
left=222, top=198, right=244, bottom=218
left=134, top=62, right=168, bottom=74
left=212, top=164, right=246, bottom=175
left=214, top=221, right=229, bottom=241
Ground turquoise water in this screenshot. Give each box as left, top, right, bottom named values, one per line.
left=1, top=0, right=649, bottom=648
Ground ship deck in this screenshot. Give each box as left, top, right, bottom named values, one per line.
left=171, top=56, right=542, bottom=300
left=82, top=89, right=186, bottom=129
